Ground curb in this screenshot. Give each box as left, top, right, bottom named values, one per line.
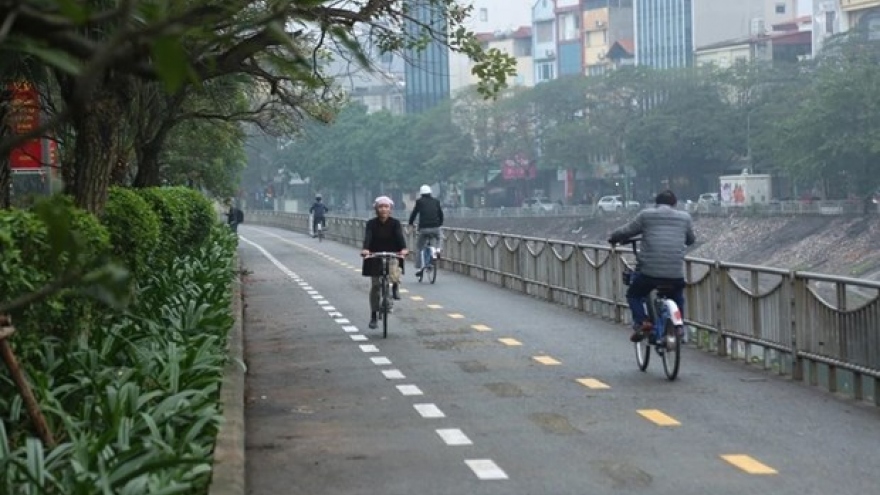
left=209, top=254, right=246, bottom=495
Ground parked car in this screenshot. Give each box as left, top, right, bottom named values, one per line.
left=697, top=192, right=719, bottom=205
left=522, top=197, right=559, bottom=212
left=596, top=195, right=640, bottom=212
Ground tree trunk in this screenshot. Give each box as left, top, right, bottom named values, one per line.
left=67, top=88, right=125, bottom=214
left=0, top=156, right=9, bottom=209
left=132, top=128, right=170, bottom=188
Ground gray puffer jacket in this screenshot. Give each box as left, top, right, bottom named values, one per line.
left=610, top=205, right=695, bottom=279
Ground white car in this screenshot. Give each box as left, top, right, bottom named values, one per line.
left=596, top=195, right=640, bottom=212
left=522, top=197, right=559, bottom=212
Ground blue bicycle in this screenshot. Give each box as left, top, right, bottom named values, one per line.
left=622, top=239, right=684, bottom=381
left=417, top=233, right=438, bottom=284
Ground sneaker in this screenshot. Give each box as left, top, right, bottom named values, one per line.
left=368, top=318, right=377, bottom=329
left=629, top=321, right=653, bottom=343
left=415, top=269, right=423, bottom=278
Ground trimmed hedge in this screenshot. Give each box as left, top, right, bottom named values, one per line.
left=100, top=187, right=162, bottom=279
left=0, top=195, right=110, bottom=342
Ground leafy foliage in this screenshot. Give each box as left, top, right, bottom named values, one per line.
left=0, top=227, right=238, bottom=494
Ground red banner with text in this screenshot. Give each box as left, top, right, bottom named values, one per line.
left=8, top=81, right=44, bottom=170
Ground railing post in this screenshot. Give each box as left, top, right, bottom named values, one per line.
left=715, top=262, right=728, bottom=357
left=791, top=272, right=803, bottom=381
left=611, top=246, right=621, bottom=323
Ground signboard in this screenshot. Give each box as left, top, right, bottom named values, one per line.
left=7, top=81, right=44, bottom=170
left=501, top=154, right=536, bottom=180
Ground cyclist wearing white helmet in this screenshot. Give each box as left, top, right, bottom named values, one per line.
left=408, top=184, right=444, bottom=276
left=361, top=196, right=408, bottom=329
left=309, top=194, right=328, bottom=237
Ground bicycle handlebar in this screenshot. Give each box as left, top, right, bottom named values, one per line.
left=364, top=251, right=405, bottom=259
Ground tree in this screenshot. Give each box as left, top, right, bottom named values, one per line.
left=1, top=0, right=516, bottom=213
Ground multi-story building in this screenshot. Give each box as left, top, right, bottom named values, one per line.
left=404, top=0, right=450, bottom=113
left=695, top=16, right=812, bottom=68
left=555, top=0, right=584, bottom=75
left=634, top=0, right=694, bottom=68
left=582, top=0, right=634, bottom=76
left=812, top=0, right=880, bottom=56
left=325, top=30, right=406, bottom=115
left=449, top=0, right=533, bottom=94
left=467, top=28, right=535, bottom=88
left=532, top=0, right=557, bottom=83
left=635, top=0, right=799, bottom=69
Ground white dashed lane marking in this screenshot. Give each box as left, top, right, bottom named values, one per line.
left=241, top=233, right=509, bottom=482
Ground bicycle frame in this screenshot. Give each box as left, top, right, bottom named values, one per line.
left=366, top=252, right=402, bottom=338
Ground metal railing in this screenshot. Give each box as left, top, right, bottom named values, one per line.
left=247, top=210, right=880, bottom=405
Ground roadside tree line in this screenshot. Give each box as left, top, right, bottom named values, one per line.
left=273, top=32, right=880, bottom=203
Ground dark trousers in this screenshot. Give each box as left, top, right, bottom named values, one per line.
left=626, top=273, right=685, bottom=328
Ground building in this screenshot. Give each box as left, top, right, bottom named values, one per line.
left=812, top=0, right=880, bottom=56
left=532, top=0, right=557, bottom=83
left=467, top=27, right=535, bottom=88
left=635, top=0, right=799, bottom=69
left=634, top=0, right=694, bottom=68
left=555, top=0, right=584, bottom=76
left=582, top=0, right=634, bottom=76
left=404, top=0, right=450, bottom=113
left=695, top=16, right=812, bottom=67
left=324, top=29, right=406, bottom=115
left=449, top=0, right=533, bottom=93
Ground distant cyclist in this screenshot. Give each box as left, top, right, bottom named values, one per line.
left=407, top=184, right=444, bottom=277
left=608, top=190, right=695, bottom=343
left=309, top=194, right=328, bottom=237
left=361, top=196, right=408, bottom=329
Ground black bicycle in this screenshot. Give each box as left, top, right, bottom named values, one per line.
left=365, top=252, right=403, bottom=338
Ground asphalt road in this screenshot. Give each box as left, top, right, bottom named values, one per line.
left=240, top=225, right=880, bottom=495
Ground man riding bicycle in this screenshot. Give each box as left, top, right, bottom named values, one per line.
left=309, top=194, right=328, bottom=237
left=608, top=190, right=695, bottom=343
left=362, top=196, right=408, bottom=329
left=407, top=184, right=444, bottom=277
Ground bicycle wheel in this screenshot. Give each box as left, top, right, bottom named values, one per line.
left=661, top=320, right=681, bottom=380
left=429, top=259, right=437, bottom=284
left=381, top=281, right=389, bottom=338
left=634, top=329, right=650, bottom=371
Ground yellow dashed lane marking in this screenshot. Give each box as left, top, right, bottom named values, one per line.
left=471, top=324, right=492, bottom=332
left=410, top=296, right=424, bottom=301
left=721, top=455, right=778, bottom=475
left=448, top=313, right=465, bottom=319
left=498, top=338, right=522, bottom=346
left=576, top=378, right=610, bottom=390
left=533, top=355, right=561, bottom=365
left=427, top=304, right=443, bottom=309
left=637, top=409, right=681, bottom=426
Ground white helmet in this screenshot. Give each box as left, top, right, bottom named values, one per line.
left=373, top=195, right=394, bottom=207
left=419, top=184, right=432, bottom=195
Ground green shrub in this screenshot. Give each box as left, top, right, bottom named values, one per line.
left=137, top=187, right=191, bottom=265
left=0, top=195, right=112, bottom=342
left=0, top=226, right=238, bottom=494
left=101, top=187, right=161, bottom=278
left=164, top=187, right=216, bottom=252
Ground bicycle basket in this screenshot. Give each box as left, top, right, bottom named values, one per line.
left=621, top=265, right=633, bottom=286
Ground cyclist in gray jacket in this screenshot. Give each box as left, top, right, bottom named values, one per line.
left=609, top=190, right=695, bottom=342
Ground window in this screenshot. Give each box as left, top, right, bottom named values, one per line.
left=479, top=8, right=488, bottom=22
left=775, top=3, right=785, bottom=14
left=559, top=13, right=579, bottom=41
left=826, top=11, right=835, bottom=34
left=537, top=62, right=555, bottom=82
left=536, top=21, right=553, bottom=43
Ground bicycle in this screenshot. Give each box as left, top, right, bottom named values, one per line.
left=364, top=252, right=403, bottom=338
left=619, top=238, right=685, bottom=381
left=417, top=233, right=439, bottom=284
left=315, top=220, right=324, bottom=242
